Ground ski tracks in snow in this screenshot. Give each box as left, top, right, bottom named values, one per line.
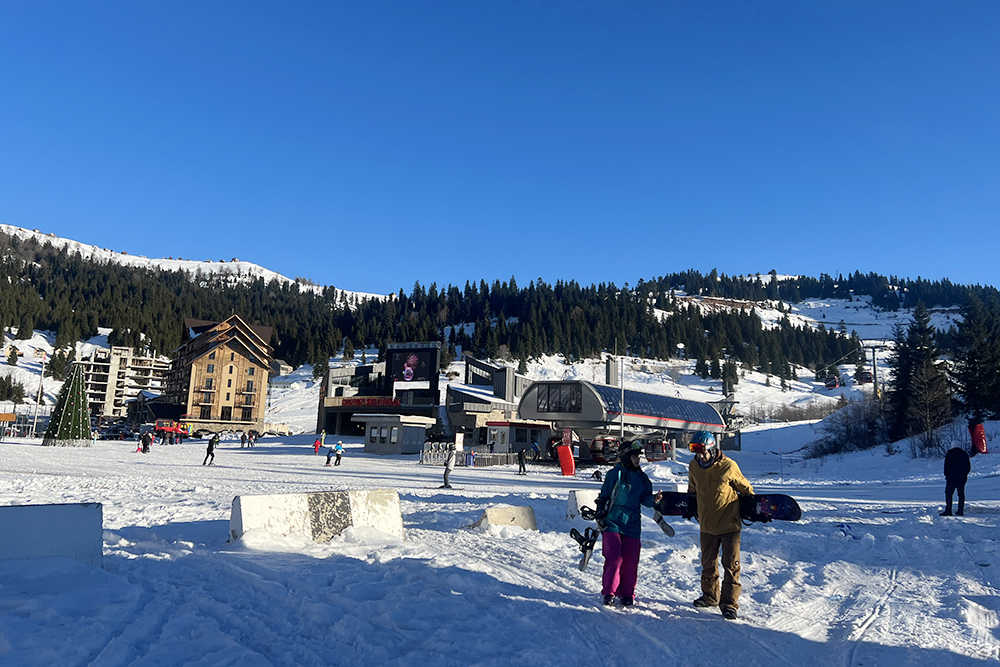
left=844, top=567, right=898, bottom=667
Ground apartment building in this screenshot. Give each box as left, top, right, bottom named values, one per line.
left=76, top=346, right=170, bottom=420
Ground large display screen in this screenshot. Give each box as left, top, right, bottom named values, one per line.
left=390, top=349, right=434, bottom=383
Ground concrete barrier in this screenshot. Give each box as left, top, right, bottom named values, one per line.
left=471, top=506, right=538, bottom=531
left=567, top=489, right=600, bottom=520
left=229, top=489, right=404, bottom=543
left=0, top=502, right=103, bottom=567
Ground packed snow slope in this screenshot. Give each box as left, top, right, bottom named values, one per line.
left=1, top=424, right=998, bottom=666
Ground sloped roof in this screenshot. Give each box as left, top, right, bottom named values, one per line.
left=183, top=316, right=272, bottom=347
left=589, top=384, right=725, bottom=430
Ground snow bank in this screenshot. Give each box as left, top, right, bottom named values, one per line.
left=0, top=502, right=102, bottom=566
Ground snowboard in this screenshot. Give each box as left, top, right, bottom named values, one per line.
left=655, top=492, right=698, bottom=519
left=739, top=494, right=801, bottom=522
left=578, top=503, right=675, bottom=541
left=655, top=492, right=802, bottom=523
left=570, top=526, right=599, bottom=570
left=652, top=510, right=675, bottom=537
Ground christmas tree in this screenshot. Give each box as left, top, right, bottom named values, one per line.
left=42, top=362, right=92, bottom=447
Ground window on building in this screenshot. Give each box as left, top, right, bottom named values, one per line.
left=200, top=406, right=212, bottom=419
left=229, top=366, right=234, bottom=374
left=226, top=393, right=231, bottom=401
left=207, top=364, right=215, bottom=373
left=369, top=426, right=378, bottom=444
left=241, top=407, right=253, bottom=422
left=379, top=426, right=388, bottom=443
left=246, top=380, right=254, bottom=392
left=390, top=427, right=399, bottom=444
left=209, top=351, right=216, bottom=360
left=536, top=383, right=582, bottom=414
left=205, top=378, right=213, bottom=390
left=248, top=367, right=255, bottom=376
left=221, top=406, right=232, bottom=421
left=227, top=379, right=232, bottom=388
left=203, top=393, right=212, bottom=404
left=515, top=428, right=528, bottom=444
left=230, top=352, right=235, bottom=361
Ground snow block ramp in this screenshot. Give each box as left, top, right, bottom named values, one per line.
left=229, top=489, right=404, bottom=543
left=472, top=506, right=538, bottom=531
left=567, top=489, right=600, bottom=520
left=0, top=502, right=103, bottom=567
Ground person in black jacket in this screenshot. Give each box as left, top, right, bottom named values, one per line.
left=203, top=434, right=219, bottom=466
left=941, top=446, right=974, bottom=516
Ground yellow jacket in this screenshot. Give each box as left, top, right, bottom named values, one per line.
left=688, top=453, right=754, bottom=536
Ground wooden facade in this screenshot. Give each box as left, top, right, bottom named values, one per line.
left=163, top=315, right=273, bottom=433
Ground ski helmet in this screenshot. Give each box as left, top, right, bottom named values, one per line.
left=621, top=441, right=643, bottom=459
left=688, top=431, right=717, bottom=454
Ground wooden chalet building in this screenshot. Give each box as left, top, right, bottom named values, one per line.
left=163, top=315, right=273, bottom=435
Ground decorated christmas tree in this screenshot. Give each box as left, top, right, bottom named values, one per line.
left=42, top=362, right=92, bottom=447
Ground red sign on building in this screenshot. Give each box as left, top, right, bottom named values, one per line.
left=341, top=397, right=402, bottom=408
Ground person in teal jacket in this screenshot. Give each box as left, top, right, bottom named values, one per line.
left=595, top=441, right=662, bottom=607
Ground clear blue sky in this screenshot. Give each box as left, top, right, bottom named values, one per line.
left=2, top=2, right=998, bottom=295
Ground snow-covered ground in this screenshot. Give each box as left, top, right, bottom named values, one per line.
left=1, top=420, right=997, bottom=665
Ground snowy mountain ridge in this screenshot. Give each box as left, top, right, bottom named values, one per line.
left=0, top=223, right=388, bottom=304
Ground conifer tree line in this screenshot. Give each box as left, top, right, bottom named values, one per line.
left=3, top=230, right=997, bottom=387
left=814, top=294, right=1000, bottom=458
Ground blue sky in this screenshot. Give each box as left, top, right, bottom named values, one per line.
left=2, top=2, right=998, bottom=295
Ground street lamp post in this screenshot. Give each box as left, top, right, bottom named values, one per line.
left=31, top=351, right=47, bottom=438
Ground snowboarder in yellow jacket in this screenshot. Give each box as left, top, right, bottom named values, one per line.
left=687, top=431, right=753, bottom=620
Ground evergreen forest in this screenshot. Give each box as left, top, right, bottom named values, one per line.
left=2, top=231, right=998, bottom=390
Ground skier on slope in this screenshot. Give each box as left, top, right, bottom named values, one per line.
left=688, top=431, right=753, bottom=620
left=594, top=441, right=662, bottom=607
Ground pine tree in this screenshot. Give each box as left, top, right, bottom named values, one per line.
left=6, top=347, right=17, bottom=366
left=42, top=363, right=92, bottom=447
left=885, top=302, right=951, bottom=444
left=906, top=357, right=952, bottom=457
left=951, top=294, right=1000, bottom=421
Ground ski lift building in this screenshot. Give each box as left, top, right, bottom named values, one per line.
left=516, top=381, right=725, bottom=441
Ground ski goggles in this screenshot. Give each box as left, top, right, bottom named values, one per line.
left=688, top=442, right=715, bottom=454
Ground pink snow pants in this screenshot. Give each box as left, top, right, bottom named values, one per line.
left=601, top=531, right=641, bottom=601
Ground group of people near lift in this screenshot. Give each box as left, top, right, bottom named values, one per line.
left=594, top=431, right=752, bottom=620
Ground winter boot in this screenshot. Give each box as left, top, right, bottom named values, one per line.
left=939, top=509, right=953, bottom=516
left=603, top=595, right=616, bottom=607
left=693, top=596, right=717, bottom=608
left=722, top=606, right=738, bottom=620
left=621, top=596, right=635, bottom=607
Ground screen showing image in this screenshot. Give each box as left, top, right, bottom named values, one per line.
left=390, top=350, right=433, bottom=383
